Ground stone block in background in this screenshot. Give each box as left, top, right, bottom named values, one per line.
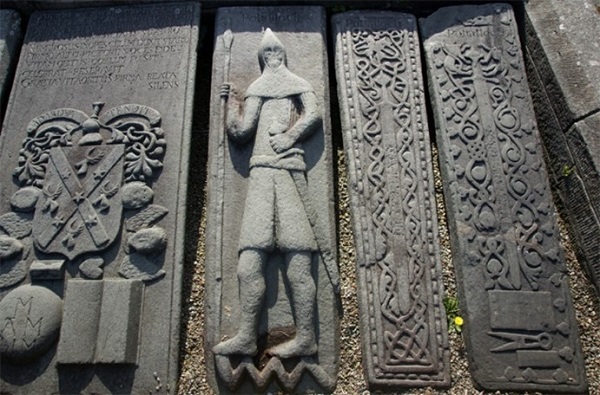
left=205, top=6, right=339, bottom=393
left=421, top=3, right=587, bottom=393
left=333, top=10, right=450, bottom=390
left=0, top=10, right=22, bottom=120
left=0, top=3, right=199, bottom=393
left=525, top=0, right=600, bottom=299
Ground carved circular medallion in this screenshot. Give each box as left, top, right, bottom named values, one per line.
left=122, top=181, right=154, bottom=209
left=0, top=285, right=62, bottom=363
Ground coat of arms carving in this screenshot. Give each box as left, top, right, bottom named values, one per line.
left=0, top=102, right=169, bottom=289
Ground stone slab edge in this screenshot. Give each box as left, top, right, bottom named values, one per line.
left=333, top=10, right=449, bottom=389
left=0, top=10, right=22, bottom=121
left=524, top=0, right=600, bottom=130
left=525, top=1, right=600, bottom=300
left=421, top=3, right=588, bottom=392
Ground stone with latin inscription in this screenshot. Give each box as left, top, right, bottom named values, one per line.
left=0, top=3, right=199, bottom=393
left=205, top=6, right=340, bottom=393
left=333, top=11, right=450, bottom=390
left=421, top=4, right=588, bottom=393
left=0, top=9, right=22, bottom=118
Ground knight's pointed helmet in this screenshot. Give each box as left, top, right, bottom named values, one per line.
left=258, top=28, right=287, bottom=71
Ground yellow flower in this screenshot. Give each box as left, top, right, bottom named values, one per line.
left=454, top=316, right=464, bottom=326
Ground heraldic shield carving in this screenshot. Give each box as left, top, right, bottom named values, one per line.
left=4, top=101, right=166, bottom=273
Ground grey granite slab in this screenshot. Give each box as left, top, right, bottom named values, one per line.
left=0, top=2, right=199, bottom=393
left=525, top=0, right=600, bottom=131
left=333, top=10, right=450, bottom=390
left=0, top=10, right=22, bottom=119
left=421, top=3, right=588, bottom=393
left=525, top=0, right=600, bottom=300
left=205, top=6, right=339, bottom=393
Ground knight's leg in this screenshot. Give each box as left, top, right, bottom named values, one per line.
left=267, top=251, right=317, bottom=358
left=213, top=248, right=267, bottom=356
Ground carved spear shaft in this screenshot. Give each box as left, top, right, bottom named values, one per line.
left=215, top=29, right=233, bottom=324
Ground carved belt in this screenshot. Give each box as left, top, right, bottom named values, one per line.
left=249, top=149, right=306, bottom=171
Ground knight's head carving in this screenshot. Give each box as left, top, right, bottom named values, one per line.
left=79, top=102, right=105, bottom=146
left=258, top=28, right=287, bottom=71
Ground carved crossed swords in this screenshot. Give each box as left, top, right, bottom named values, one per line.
left=37, top=146, right=124, bottom=249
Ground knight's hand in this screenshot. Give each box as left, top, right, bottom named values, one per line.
left=270, top=133, right=295, bottom=153
left=220, top=83, right=232, bottom=99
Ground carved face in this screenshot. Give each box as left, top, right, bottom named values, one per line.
left=263, top=46, right=284, bottom=69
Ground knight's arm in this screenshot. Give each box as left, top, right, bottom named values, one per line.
left=286, top=91, right=321, bottom=143
left=226, top=96, right=262, bottom=143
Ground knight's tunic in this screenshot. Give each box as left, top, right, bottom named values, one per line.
left=235, top=66, right=319, bottom=253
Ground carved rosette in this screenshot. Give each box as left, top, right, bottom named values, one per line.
left=422, top=4, right=587, bottom=391
left=334, top=12, right=449, bottom=388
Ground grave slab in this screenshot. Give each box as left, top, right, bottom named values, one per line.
left=421, top=4, right=588, bottom=393
left=333, top=10, right=449, bottom=390
left=205, top=6, right=339, bottom=393
left=0, top=10, right=22, bottom=119
left=0, top=2, right=199, bottom=393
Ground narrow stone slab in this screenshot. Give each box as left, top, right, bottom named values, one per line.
left=205, top=6, right=339, bottom=393
left=421, top=4, right=587, bottom=393
left=333, top=11, right=449, bottom=389
left=0, top=10, right=22, bottom=116
left=0, top=3, right=199, bottom=393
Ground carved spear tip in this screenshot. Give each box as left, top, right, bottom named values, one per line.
left=223, top=29, right=233, bottom=50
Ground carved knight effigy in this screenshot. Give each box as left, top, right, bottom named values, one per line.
left=206, top=7, right=339, bottom=393
left=213, top=28, right=325, bottom=358
left=421, top=4, right=587, bottom=393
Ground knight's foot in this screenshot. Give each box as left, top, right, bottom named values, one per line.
left=266, top=337, right=317, bottom=359
left=213, top=335, right=257, bottom=356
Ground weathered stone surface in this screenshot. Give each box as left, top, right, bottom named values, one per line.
left=121, top=181, right=154, bottom=209
left=0, top=3, right=198, bottom=393
left=29, top=259, right=65, bottom=280
left=59, top=279, right=143, bottom=364
left=57, top=280, right=103, bottom=364
left=94, top=279, right=143, bottom=364
left=525, top=0, right=600, bottom=130
left=0, top=10, right=22, bottom=116
left=128, top=226, right=167, bottom=254
left=421, top=4, right=587, bottom=393
left=205, top=6, right=339, bottom=393
left=0, top=285, right=62, bottom=363
left=333, top=11, right=449, bottom=389
left=525, top=0, right=600, bottom=300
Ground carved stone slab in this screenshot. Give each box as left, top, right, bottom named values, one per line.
left=421, top=4, right=588, bottom=393
left=205, top=6, right=339, bottom=393
left=332, top=11, right=450, bottom=389
left=0, top=3, right=199, bottom=393
left=0, top=9, right=22, bottom=118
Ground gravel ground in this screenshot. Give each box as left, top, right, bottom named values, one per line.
left=177, top=135, right=600, bottom=394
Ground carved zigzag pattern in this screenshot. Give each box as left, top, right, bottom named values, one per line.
left=215, top=355, right=336, bottom=393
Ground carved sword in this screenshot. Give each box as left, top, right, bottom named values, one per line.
left=290, top=170, right=340, bottom=294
